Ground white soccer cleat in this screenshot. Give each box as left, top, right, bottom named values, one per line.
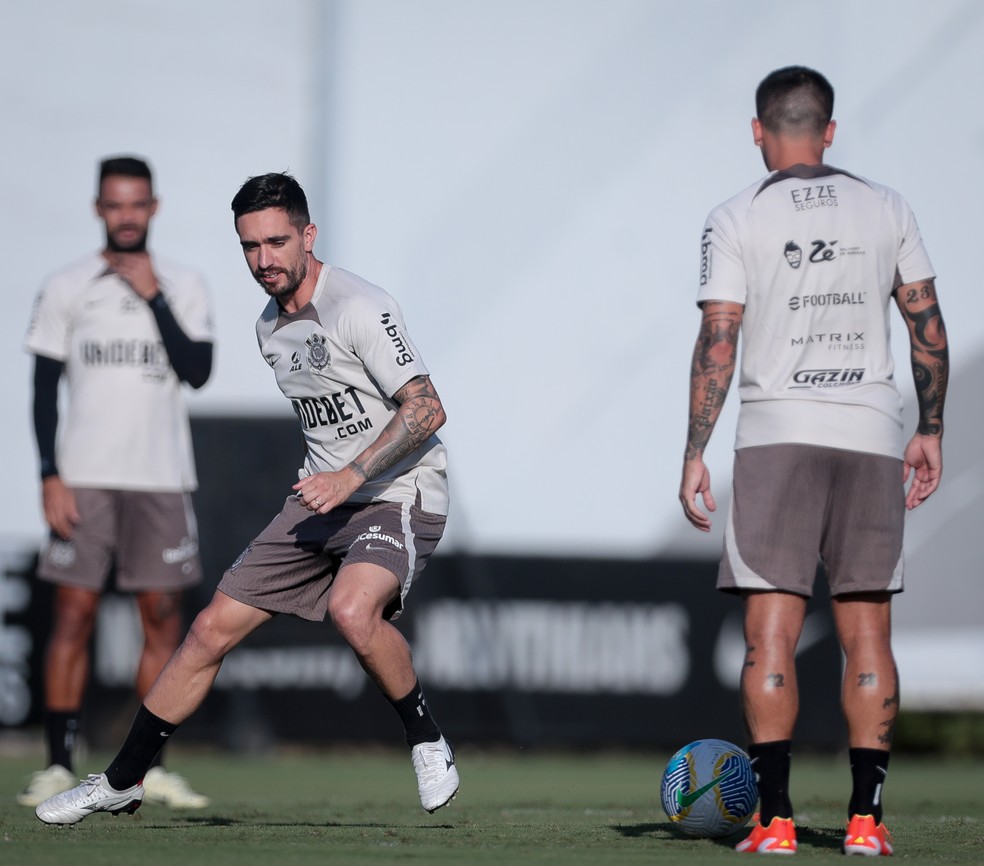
left=411, top=735, right=459, bottom=813
left=142, top=767, right=210, bottom=808
left=35, top=773, right=143, bottom=825
left=16, top=764, right=77, bottom=808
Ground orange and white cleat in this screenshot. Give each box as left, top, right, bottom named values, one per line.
left=735, top=814, right=798, bottom=855
left=843, top=814, right=894, bottom=856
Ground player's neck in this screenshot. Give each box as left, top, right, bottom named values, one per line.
left=280, top=258, right=323, bottom=314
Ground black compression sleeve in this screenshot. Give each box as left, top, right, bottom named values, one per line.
left=33, top=355, right=63, bottom=479
left=147, top=292, right=213, bottom=389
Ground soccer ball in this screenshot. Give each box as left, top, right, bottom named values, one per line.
left=660, top=738, right=757, bottom=838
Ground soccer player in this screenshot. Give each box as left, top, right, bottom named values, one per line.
left=22, top=155, right=214, bottom=809
left=679, top=67, right=948, bottom=856
left=36, top=172, right=459, bottom=825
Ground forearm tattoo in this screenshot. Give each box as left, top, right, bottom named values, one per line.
left=685, top=308, right=740, bottom=461
left=902, top=281, right=948, bottom=436
left=767, top=673, right=785, bottom=688
left=350, top=376, right=444, bottom=482
left=858, top=672, right=877, bottom=687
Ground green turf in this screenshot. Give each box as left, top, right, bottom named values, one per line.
left=1, top=746, right=981, bottom=864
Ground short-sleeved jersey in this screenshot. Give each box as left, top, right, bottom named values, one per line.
left=25, top=252, right=214, bottom=491
left=697, top=164, right=935, bottom=459
left=256, top=265, right=449, bottom=516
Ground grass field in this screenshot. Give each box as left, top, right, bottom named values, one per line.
left=1, top=744, right=981, bottom=865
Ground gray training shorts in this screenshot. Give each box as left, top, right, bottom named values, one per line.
left=218, top=496, right=446, bottom=622
left=37, top=488, right=203, bottom=592
left=718, top=443, right=905, bottom=597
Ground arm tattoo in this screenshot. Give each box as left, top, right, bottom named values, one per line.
left=350, top=376, right=445, bottom=482
left=685, top=308, right=740, bottom=461
left=767, top=673, right=785, bottom=688
left=858, top=672, right=878, bottom=687
left=899, top=281, right=949, bottom=436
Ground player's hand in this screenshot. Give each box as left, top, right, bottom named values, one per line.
left=42, top=476, right=80, bottom=540
left=680, top=457, right=716, bottom=532
left=106, top=251, right=160, bottom=300
left=902, top=433, right=943, bottom=510
left=293, top=468, right=362, bottom=514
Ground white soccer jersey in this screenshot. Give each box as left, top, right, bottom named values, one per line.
left=25, top=252, right=214, bottom=491
left=256, top=265, right=449, bottom=515
left=697, top=164, right=935, bottom=458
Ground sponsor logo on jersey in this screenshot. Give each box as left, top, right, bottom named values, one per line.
left=291, top=389, right=375, bottom=441
left=380, top=312, right=415, bottom=367
left=788, top=291, right=866, bottom=311
left=120, top=295, right=145, bottom=314
left=699, top=226, right=713, bottom=285
left=789, top=368, right=865, bottom=388
left=808, top=239, right=837, bottom=262
left=80, top=338, right=168, bottom=367
left=791, top=332, right=864, bottom=351
left=784, top=241, right=802, bottom=269
left=305, top=332, right=331, bottom=371
left=790, top=184, right=838, bottom=211
left=289, top=351, right=302, bottom=372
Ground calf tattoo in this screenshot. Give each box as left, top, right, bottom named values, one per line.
left=767, top=673, right=785, bottom=688
left=858, top=672, right=878, bottom=687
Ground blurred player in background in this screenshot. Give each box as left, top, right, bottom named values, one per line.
left=22, top=155, right=214, bottom=809
left=679, top=67, right=948, bottom=856
left=36, top=171, right=458, bottom=825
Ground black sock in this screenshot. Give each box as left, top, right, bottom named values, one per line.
left=389, top=680, right=441, bottom=747
left=749, top=740, right=793, bottom=825
left=104, top=705, right=178, bottom=790
left=848, top=748, right=889, bottom=824
left=45, top=710, right=80, bottom=772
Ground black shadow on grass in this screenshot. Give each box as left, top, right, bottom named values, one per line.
left=169, top=817, right=455, bottom=831
left=613, top=821, right=845, bottom=852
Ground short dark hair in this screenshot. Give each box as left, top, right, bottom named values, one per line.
left=98, top=155, right=153, bottom=195
left=755, top=66, right=834, bottom=137
left=231, top=172, right=310, bottom=231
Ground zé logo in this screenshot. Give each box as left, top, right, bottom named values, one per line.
left=809, top=240, right=837, bottom=263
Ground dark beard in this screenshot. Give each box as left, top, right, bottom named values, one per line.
left=256, top=261, right=307, bottom=305
left=106, top=227, right=149, bottom=253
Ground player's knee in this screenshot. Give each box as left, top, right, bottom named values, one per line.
left=184, top=607, right=237, bottom=661
left=328, top=595, right=374, bottom=653
left=50, top=603, right=98, bottom=645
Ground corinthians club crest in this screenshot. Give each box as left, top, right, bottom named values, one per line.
left=305, top=332, right=331, bottom=372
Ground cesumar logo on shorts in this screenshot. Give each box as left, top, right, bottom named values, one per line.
left=380, top=312, right=415, bottom=367
left=305, top=333, right=331, bottom=372
left=355, top=530, right=404, bottom=550
left=789, top=368, right=865, bottom=388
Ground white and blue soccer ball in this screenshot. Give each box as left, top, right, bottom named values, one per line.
left=660, top=738, right=758, bottom=838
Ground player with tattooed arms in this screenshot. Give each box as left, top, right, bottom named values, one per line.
left=37, top=172, right=458, bottom=825
left=679, top=67, right=948, bottom=856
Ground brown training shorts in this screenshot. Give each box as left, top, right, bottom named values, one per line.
left=718, top=443, right=905, bottom=597
left=218, top=496, right=446, bottom=622
left=37, top=488, right=203, bottom=592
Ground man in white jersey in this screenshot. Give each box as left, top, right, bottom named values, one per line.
left=22, top=156, right=213, bottom=809
left=36, top=172, right=459, bottom=826
left=679, top=68, right=948, bottom=856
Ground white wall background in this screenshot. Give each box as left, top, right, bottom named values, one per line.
left=2, top=1, right=982, bottom=690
